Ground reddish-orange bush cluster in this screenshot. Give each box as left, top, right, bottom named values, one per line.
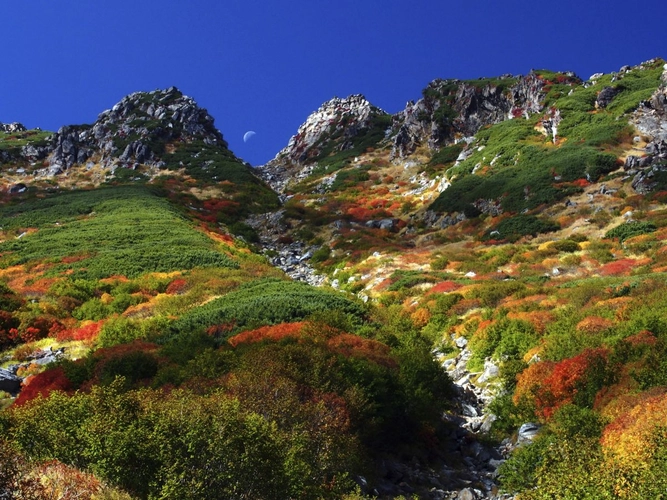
left=228, top=322, right=306, bottom=347
left=165, top=278, right=188, bottom=295
left=57, top=320, right=104, bottom=342
left=622, top=329, right=657, bottom=347
left=514, top=348, right=610, bottom=420
left=427, top=281, right=461, bottom=294
left=576, top=316, right=614, bottom=334
left=507, top=311, right=554, bottom=334
left=327, top=333, right=397, bottom=369
left=15, top=367, right=71, bottom=406
left=599, top=258, right=645, bottom=276
left=450, top=298, right=482, bottom=316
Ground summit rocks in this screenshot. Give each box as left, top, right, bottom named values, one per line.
left=46, top=87, right=225, bottom=172
left=258, top=95, right=390, bottom=192
left=0, top=122, right=27, bottom=133
left=390, top=72, right=569, bottom=159
left=1, top=87, right=228, bottom=176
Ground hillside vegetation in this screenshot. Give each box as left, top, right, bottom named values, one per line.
left=1, top=58, right=667, bottom=498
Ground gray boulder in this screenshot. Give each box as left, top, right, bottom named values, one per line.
left=0, top=368, right=21, bottom=394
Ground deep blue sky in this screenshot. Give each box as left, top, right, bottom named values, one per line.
left=1, top=1, right=665, bottom=166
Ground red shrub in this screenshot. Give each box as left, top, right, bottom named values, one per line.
left=57, top=320, right=104, bottom=342
left=599, top=258, right=644, bottom=276
left=327, top=333, right=396, bottom=368
left=427, top=281, right=461, bottom=294
left=623, top=329, right=657, bottom=347
left=165, top=278, right=188, bottom=295
left=540, top=348, right=609, bottom=420
left=15, top=367, right=71, bottom=406
left=576, top=316, right=614, bottom=334
left=228, top=322, right=305, bottom=347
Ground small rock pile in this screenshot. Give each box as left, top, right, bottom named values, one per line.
left=245, top=210, right=325, bottom=287
left=0, top=347, right=66, bottom=395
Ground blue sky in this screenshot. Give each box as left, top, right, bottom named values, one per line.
left=1, top=1, right=665, bottom=166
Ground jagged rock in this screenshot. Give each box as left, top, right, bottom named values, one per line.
left=390, top=71, right=565, bottom=159
left=31, top=87, right=226, bottom=172
left=0, top=122, right=27, bottom=133
left=0, top=368, right=21, bottom=394
left=457, top=488, right=477, bottom=500
left=9, top=183, right=27, bottom=194
left=258, top=95, right=389, bottom=192
left=477, top=360, right=500, bottom=384
left=365, top=218, right=398, bottom=231
left=455, top=337, right=468, bottom=348
left=596, top=86, right=620, bottom=108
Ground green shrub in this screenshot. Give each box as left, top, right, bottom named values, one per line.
left=605, top=220, right=657, bottom=242
left=488, top=215, right=559, bottom=242
left=167, top=279, right=367, bottom=341
left=548, top=240, right=581, bottom=253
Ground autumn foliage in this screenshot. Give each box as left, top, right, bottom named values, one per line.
left=514, top=348, right=611, bottom=420
left=228, top=322, right=306, bottom=347
left=15, top=367, right=71, bottom=407
left=601, top=391, right=667, bottom=467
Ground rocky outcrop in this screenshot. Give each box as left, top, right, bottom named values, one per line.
left=0, top=368, right=21, bottom=394
left=390, top=72, right=574, bottom=159
left=2, top=87, right=227, bottom=174
left=595, top=86, right=621, bottom=109
left=0, top=122, right=27, bottom=133
left=258, top=95, right=389, bottom=192
left=627, top=62, right=667, bottom=193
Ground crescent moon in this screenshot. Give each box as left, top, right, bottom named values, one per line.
left=243, top=131, right=256, bottom=143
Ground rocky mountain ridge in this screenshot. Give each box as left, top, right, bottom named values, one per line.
left=2, top=87, right=230, bottom=176
left=257, top=70, right=579, bottom=195
left=258, top=94, right=390, bottom=192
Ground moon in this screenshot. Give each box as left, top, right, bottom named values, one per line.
left=243, top=130, right=256, bottom=143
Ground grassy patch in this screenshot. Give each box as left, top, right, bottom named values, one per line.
left=0, top=186, right=238, bottom=279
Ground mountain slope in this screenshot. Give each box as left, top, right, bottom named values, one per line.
left=1, top=58, right=667, bottom=499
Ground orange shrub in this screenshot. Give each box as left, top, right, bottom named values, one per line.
left=57, top=320, right=104, bottom=342
left=576, top=316, right=614, bottom=334
left=228, top=322, right=306, bottom=347
left=15, top=367, right=71, bottom=406
left=326, top=333, right=397, bottom=369
left=410, top=308, right=431, bottom=328
left=513, top=360, right=556, bottom=409
left=507, top=311, right=554, bottom=334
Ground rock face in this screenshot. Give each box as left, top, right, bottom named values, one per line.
left=0, top=122, right=27, bottom=133
left=627, top=62, right=667, bottom=193
left=390, top=72, right=575, bottom=159
left=0, top=88, right=228, bottom=175
left=258, top=95, right=390, bottom=192
left=0, top=368, right=21, bottom=394
left=45, top=87, right=226, bottom=172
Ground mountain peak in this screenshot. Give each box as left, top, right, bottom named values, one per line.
left=0, top=122, right=27, bottom=133
left=43, top=87, right=227, bottom=173
left=274, top=94, right=387, bottom=165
